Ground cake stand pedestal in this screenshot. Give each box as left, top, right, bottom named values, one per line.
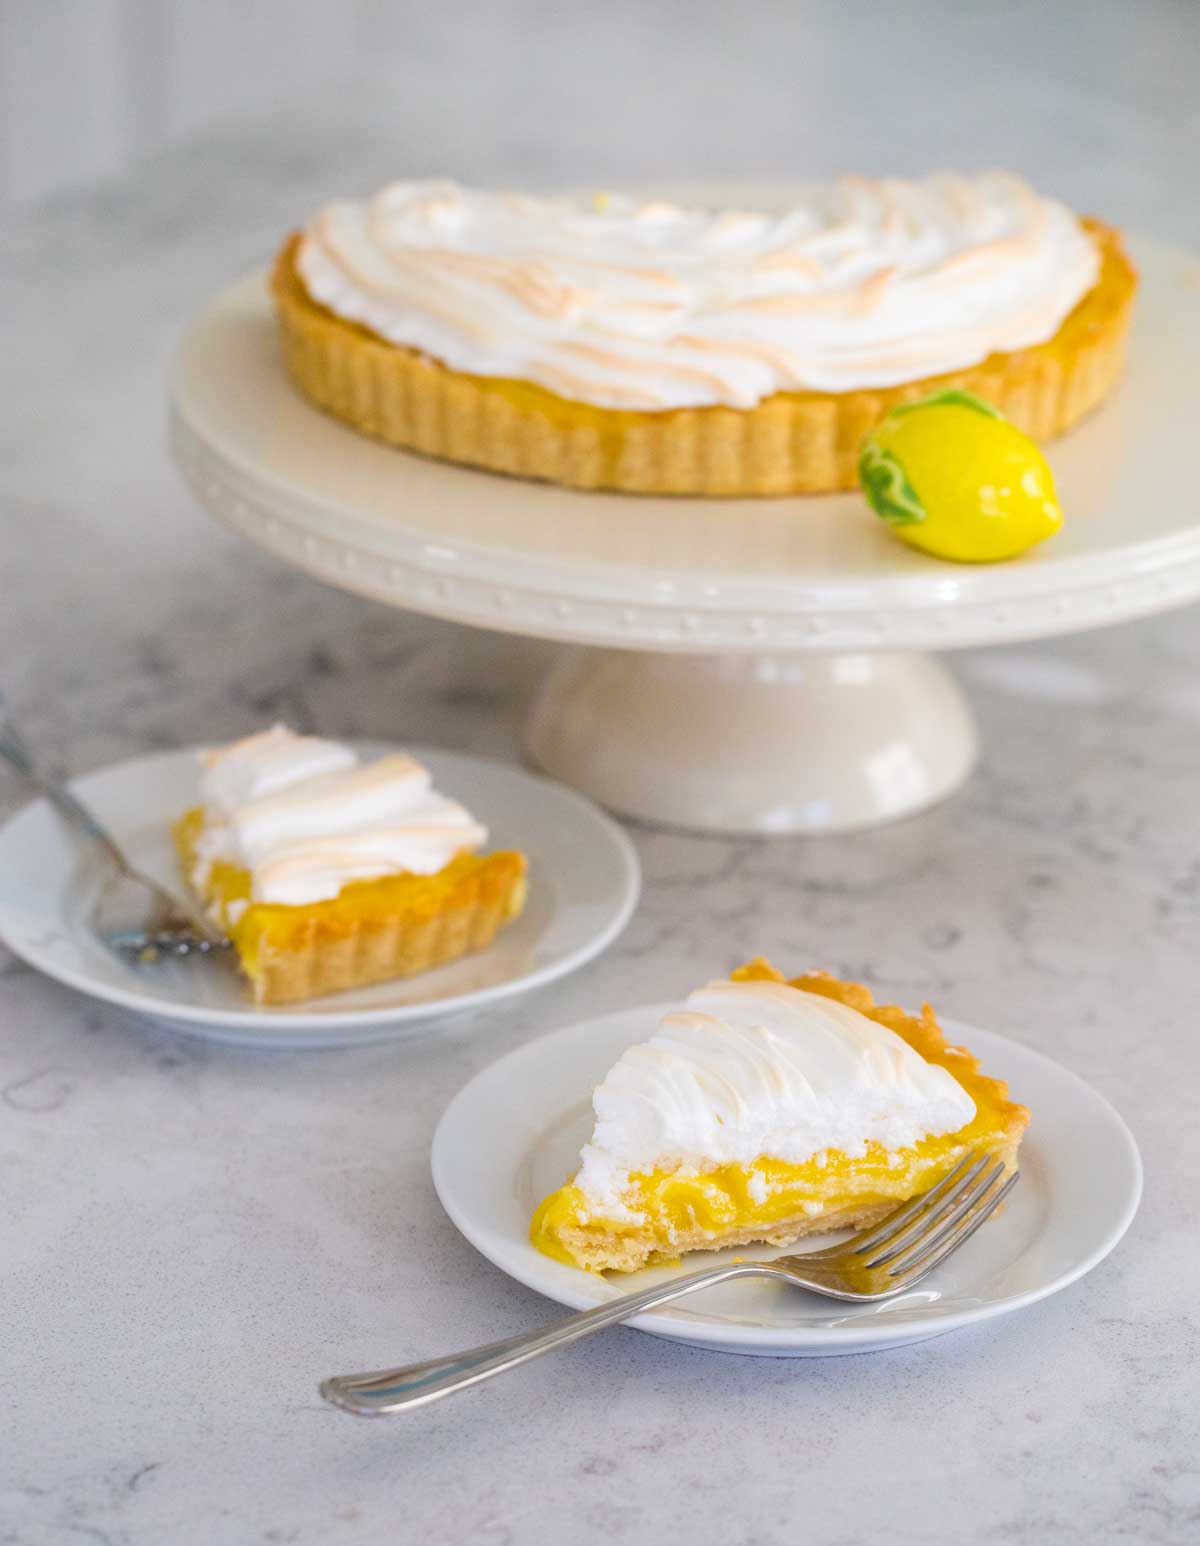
left=526, top=650, right=976, bottom=833
left=170, top=236, right=1200, bottom=834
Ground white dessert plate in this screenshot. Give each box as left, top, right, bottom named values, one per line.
left=0, top=745, right=639, bottom=1048
left=432, top=1005, right=1142, bottom=1357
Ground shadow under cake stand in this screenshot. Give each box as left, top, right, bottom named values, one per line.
left=170, top=236, right=1200, bottom=834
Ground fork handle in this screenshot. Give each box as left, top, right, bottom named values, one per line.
left=322, top=1262, right=772, bottom=1415
left=0, top=718, right=126, bottom=870
left=0, top=707, right=225, bottom=948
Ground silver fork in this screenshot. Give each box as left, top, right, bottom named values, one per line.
left=0, top=700, right=227, bottom=959
left=323, top=1151, right=1017, bottom=1415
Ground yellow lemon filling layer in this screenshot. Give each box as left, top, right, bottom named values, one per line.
left=532, top=1119, right=1005, bottom=1272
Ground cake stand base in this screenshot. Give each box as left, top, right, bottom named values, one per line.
left=525, top=650, right=978, bottom=834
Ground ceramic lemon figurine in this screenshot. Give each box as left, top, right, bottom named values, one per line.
left=859, top=390, right=1063, bottom=563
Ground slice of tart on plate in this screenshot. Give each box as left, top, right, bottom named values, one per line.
left=174, top=725, right=526, bottom=1005
left=531, top=959, right=1027, bottom=1272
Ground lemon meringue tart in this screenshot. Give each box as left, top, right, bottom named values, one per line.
left=531, top=960, right=1027, bottom=1272
left=173, top=727, right=526, bottom=1006
left=272, top=173, right=1135, bottom=496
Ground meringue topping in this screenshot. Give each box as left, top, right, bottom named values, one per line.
left=295, top=173, right=1099, bottom=410
left=574, top=979, right=977, bottom=1210
left=193, top=726, right=486, bottom=906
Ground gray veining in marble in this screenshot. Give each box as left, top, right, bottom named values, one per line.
left=3, top=4, right=1200, bottom=1542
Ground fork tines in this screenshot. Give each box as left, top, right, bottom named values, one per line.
left=856, top=1151, right=1017, bottom=1285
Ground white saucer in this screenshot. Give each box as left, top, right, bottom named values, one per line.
left=432, top=1004, right=1142, bottom=1356
left=0, top=746, right=640, bottom=1048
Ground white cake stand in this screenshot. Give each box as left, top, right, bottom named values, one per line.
left=170, top=236, right=1200, bottom=834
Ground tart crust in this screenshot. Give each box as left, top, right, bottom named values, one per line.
left=531, top=959, right=1029, bottom=1273
left=174, top=808, right=526, bottom=1006
left=271, top=220, right=1136, bottom=496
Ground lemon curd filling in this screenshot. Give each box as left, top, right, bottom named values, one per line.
left=532, top=1119, right=1003, bottom=1272
left=531, top=962, right=1027, bottom=1273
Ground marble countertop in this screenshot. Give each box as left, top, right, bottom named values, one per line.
left=4, top=9, right=1200, bottom=1542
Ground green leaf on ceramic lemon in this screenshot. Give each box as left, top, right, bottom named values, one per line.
left=858, top=441, right=926, bottom=527
left=889, top=388, right=1002, bottom=421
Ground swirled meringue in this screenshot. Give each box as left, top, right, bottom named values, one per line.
left=194, top=726, right=486, bottom=906
left=295, top=173, right=1099, bottom=410
left=574, top=978, right=976, bottom=1209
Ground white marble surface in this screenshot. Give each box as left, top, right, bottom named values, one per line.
left=4, top=7, right=1200, bottom=1541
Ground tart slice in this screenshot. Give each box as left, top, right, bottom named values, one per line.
left=532, top=959, right=1027, bottom=1272
left=174, top=726, right=526, bottom=1006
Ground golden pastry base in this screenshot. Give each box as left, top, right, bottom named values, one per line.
left=270, top=220, right=1136, bottom=496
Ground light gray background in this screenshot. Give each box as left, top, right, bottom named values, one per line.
left=3, top=3, right=1199, bottom=1543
